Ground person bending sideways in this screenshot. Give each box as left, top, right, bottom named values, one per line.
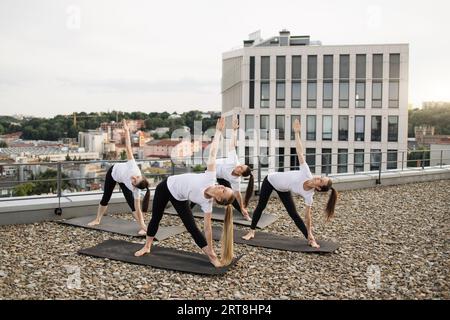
left=242, top=119, right=338, bottom=248
left=135, top=117, right=236, bottom=267
left=88, top=119, right=150, bottom=235
left=190, top=116, right=254, bottom=221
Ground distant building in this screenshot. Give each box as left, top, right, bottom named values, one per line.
left=430, top=143, right=450, bottom=166
left=144, top=139, right=205, bottom=160
left=415, top=126, right=450, bottom=146
left=0, top=132, right=23, bottom=145
left=78, top=130, right=108, bottom=154
left=153, top=127, right=170, bottom=136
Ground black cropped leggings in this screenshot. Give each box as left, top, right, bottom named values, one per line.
left=250, top=176, right=308, bottom=239
left=100, top=166, right=135, bottom=212
left=189, top=178, right=242, bottom=213
left=147, top=179, right=207, bottom=249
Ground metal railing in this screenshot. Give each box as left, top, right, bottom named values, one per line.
left=0, top=149, right=449, bottom=207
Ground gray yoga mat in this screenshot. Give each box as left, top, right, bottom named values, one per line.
left=164, top=205, right=278, bottom=229
left=211, top=226, right=339, bottom=253
left=79, top=239, right=242, bottom=276
left=59, top=215, right=185, bottom=241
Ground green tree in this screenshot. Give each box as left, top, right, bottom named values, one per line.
left=0, top=141, right=7, bottom=148
left=13, top=183, right=36, bottom=196
left=120, top=150, right=127, bottom=160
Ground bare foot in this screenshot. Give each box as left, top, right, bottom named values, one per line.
left=134, top=246, right=151, bottom=257
left=242, top=230, right=255, bottom=241
left=308, top=240, right=320, bottom=249
left=87, top=219, right=100, bottom=226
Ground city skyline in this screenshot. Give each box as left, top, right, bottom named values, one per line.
left=1, top=0, right=449, bottom=117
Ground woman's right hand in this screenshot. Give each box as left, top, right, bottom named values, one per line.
left=122, top=119, right=129, bottom=131
left=216, top=117, right=225, bottom=132
left=293, top=119, right=301, bottom=133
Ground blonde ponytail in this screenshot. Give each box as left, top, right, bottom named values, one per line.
left=219, top=205, right=234, bottom=266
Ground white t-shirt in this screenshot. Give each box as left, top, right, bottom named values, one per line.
left=111, top=160, right=142, bottom=198
left=267, top=162, right=315, bottom=206
left=216, top=150, right=240, bottom=191
left=167, top=170, right=216, bottom=213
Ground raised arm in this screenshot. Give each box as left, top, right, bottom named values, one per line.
left=229, top=116, right=239, bottom=150
left=293, top=119, right=305, bottom=165
left=122, top=119, right=134, bottom=160
left=206, top=117, right=225, bottom=172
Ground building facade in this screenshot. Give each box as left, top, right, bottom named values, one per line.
left=221, top=30, right=409, bottom=174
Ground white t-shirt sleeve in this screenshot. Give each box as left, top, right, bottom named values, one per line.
left=200, top=170, right=216, bottom=213
left=229, top=177, right=240, bottom=192
left=300, top=162, right=312, bottom=176
left=304, top=194, right=313, bottom=207
left=200, top=200, right=213, bottom=213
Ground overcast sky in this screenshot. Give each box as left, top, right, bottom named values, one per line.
left=0, top=0, right=449, bottom=118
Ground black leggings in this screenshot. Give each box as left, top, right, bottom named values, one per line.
left=147, top=179, right=207, bottom=249
left=190, top=178, right=242, bottom=213
left=100, top=166, right=136, bottom=212
left=250, top=176, right=308, bottom=239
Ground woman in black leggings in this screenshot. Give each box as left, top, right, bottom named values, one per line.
left=88, top=120, right=150, bottom=235
left=242, top=119, right=338, bottom=248
left=135, top=118, right=236, bottom=268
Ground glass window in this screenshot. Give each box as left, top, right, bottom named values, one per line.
left=276, top=56, right=286, bottom=79
left=338, top=149, right=348, bottom=173
left=249, top=81, right=254, bottom=109
left=339, top=55, right=350, bottom=79
left=291, top=81, right=301, bottom=108
left=354, top=149, right=365, bottom=173
left=371, top=116, right=382, bottom=142
left=245, top=147, right=254, bottom=166
left=276, top=82, right=285, bottom=108
left=291, top=115, right=300, bottom=139
left=307, top=115, right=316, bottom=140
left=260, top=115, right=269, bottom=140
left=338, top=115, right=348, bottom=141
left=307, top=81, right=317, bottom=108
left=276, top=115, right=285, bottom=140
left=323, top=55, right=333, bottom=79
left=260, top=82, right=270, bottom=108
left=322, top=115, right=332, bottom=141
left=322, top=148, right=332, bottom=175
left=323, top=81, right=333, bottom=108
left=277, top=147, right=285, bottom=172
left=370, top=149, right=381, bottom=171
left=355, top=116, right=365, bottom=141
left=372, top=54, right=383, bottom=79
left=356, top=81, right=366, bottom=108
left=306, top=148, right=316, bottom=173
left=261, top=56, right=270, bottom=80
left=372, top=81, right=382, bottom=108
left=387, top=150, right=398, bottom=170
left=249, top=56, right=255, bottom=80
left=290, top=147, right=299, bottom=170
left=389, top=80, right=399, bottom=108
left=260, top=147, right=269, bottom=168
left=307, top=55, right=317, bottom=79
left=356, top=54, right=366, bottom=79
left=388, top=116, right=398, bottom=142
left=292, top=56, right=301, bottom=80
left=339, top=81, right=349, bottom=108
left=245, top=115, right=254, bottom=140
left=389, top=54, right=400, bottom=79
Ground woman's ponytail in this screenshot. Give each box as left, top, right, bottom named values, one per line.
left=242, top=167, right=254, bottom=208
left=220, top=204, right=234, bottom=266
left=325, top=187, right=337, bottom=221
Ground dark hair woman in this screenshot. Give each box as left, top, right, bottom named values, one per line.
left=190, top=116, right=254, bottom=221
left=88, top=119, right=150, bottom=235
left=242, top=119, right=338, bottom=248
left=135, top=117, right=236, bottom=267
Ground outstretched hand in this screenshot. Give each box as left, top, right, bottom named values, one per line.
left=216, top=117, right=225, bottom=132
left=293, top=119, right=301, bottom=133
left=122, top=119, right=129, bottom=131
left=232, top=116, right=239, bottom=130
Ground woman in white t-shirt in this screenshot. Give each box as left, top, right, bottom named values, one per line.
left=243, top=119, right=338, bottom=248
left=135, top=118, right=236, bottom=268
left=190, top=117, right=254, bottom=221
left=88, top=120, right=150, bottom=235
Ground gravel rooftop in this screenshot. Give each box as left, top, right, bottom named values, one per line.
left=0, top=180, right=449, bottom=300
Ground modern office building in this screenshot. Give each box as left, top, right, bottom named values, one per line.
left=221, top=30, right=409, bottom=174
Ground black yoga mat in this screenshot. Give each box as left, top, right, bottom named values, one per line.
left=164, top=205, right=278, bottom=229
left=211, top=227, right=339, bottom=253
left=59, top=215, right=185, bottom=241
left=79, top=239, right=242, bottom=276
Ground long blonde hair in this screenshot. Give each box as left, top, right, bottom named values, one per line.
left=219, top=204, right=234, bottom=266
